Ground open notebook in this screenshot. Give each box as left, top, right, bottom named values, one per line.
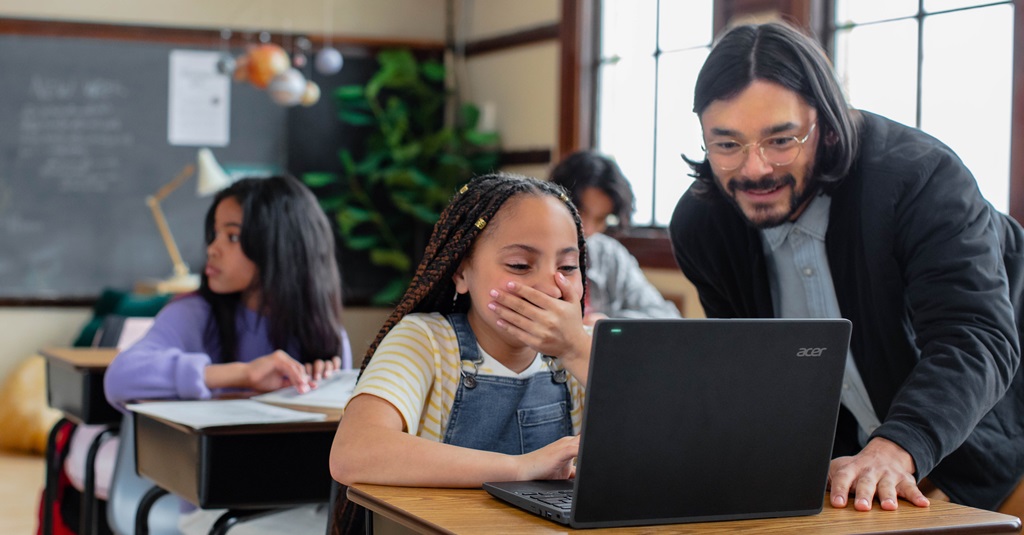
left=128, top=369, right=359, bottom=428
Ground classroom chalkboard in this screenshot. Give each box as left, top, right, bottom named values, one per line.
left=0, top=33, right=289, bottom=299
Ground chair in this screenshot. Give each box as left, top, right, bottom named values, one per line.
left=106, top=411, right=180, bottom=535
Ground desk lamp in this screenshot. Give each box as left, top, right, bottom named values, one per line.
left=142, top=148, right=232, bottom=294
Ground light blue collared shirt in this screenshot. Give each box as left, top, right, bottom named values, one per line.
left=761, top=194, right=880, bottom=446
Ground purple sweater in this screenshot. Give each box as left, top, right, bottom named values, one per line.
left=104, top=294, right=353, bottom=408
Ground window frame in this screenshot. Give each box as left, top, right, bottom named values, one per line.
left=562, top=0, right=1024, bottom=268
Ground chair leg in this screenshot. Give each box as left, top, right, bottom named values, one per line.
left=209, top=509, right=275, bottom=535
left=43, top=418, right=72, bottom=535
left=81, top=427, right=117, bottom=535
left=135, top=486, right=170, bottom=535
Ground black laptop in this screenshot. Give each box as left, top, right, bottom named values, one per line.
left=484, top=318, right=851, bottom=529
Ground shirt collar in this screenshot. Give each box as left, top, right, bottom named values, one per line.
left=761, top=194, right=831, bottom=252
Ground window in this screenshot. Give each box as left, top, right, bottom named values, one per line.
left=594, top=0, right=714, bottom=227
left=832, top=0, right=1015, bottom=212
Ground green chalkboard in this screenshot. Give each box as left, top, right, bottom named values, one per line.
left=0, top=33, right=288, bottom=299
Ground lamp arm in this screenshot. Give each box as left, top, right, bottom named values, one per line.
left=146, top=194, right=191, bottom=279
left=153, top=164, right=196, bottom=202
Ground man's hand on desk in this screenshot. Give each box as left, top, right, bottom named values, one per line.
left=828, top=436, right=930, bottom=511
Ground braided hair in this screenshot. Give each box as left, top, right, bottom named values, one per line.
left=360, top=172, right=587, bottom=371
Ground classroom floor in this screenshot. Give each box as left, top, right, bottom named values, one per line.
left=0, top=451, right=45, bottom=535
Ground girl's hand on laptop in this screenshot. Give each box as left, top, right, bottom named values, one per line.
left=827, top=437, right=929, bottom=511
left=517, top=435, right=580, bottom=481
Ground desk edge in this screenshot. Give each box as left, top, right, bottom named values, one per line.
left=347, top=485, right=456, bottom=535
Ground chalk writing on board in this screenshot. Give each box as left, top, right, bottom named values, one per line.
left=17, top=75, right=135, bottom=193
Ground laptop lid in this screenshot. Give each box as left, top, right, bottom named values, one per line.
left=486, top=318, right=851, bottom=529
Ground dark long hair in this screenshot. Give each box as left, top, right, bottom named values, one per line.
left=549, top=150, right=635, bottom=230
left=686, top=21, right=861, bottom=197
left=199, top=175, right=343, bottom=363
left=359, top=172, right=587, bottom=371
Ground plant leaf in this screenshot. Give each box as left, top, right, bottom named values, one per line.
left=460, top=104, right=480, bottom=130
left=370, top=248, right=411, bottom=272
left=302, top=172, right=338, bottom=188
left=338, top=109, right=377, bottom=126
left=344, top=234, right=379, bottom=250
left=421, top=60, right=446, bottom=82
left=464, top=130, right=500, bottom=146
left=372, top=277, right=409, bottom=306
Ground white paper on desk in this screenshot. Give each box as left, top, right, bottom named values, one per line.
left=127, top=399, right=326, bottom=429
left=252, top=369, right=360, bottom=409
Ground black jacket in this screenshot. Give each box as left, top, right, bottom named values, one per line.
left=670, top=111, right=1024, bottom=509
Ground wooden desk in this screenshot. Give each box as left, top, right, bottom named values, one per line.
left=134, top=411, right=338, bottom=509
left=42, top=346, right=120, bottom=425
left=40, top=346, right=120, bottom=535
left=347, top=484, right=1022, bottom=534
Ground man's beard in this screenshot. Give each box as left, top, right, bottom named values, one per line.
left=716, top=173, right=818, bottom=229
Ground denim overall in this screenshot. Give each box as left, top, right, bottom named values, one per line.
left=442, top=313, right=573, bottom=455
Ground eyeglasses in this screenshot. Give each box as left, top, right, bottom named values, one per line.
left=702, top=123, right=817, bottom=171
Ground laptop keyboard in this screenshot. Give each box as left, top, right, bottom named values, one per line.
left=520, top=489, right=574, bottom=511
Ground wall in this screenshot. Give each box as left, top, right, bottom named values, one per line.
left=459, top=0, right=559, bottom=180
left=0, top=1, right=441, bottom=381
left=0, top=0, right=446, bottom=40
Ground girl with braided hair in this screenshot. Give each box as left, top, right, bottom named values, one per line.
left=331, top=172, right=592, bottom=490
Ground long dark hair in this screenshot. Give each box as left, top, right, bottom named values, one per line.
left=549, top=150, right=635, bottom=230
left=360, top=172, right=587, bottom=371
left=199, top=175, right=343, bottom=363
left=686, top=21, right=861, bottom=197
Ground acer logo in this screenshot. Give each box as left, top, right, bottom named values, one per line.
left=796, top=347, right=827, bottom=357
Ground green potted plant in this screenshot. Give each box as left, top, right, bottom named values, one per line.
left=304, top=49, right=500, bottom=305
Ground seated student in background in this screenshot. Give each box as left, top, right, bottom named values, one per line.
left=330, top=173, right=592, bottom=530
left=550, top=151, right=681, bottom=325
left=105, top=175, right=352, bottom=534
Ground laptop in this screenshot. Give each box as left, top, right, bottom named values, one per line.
left=484, top=318, right=851, bottom=529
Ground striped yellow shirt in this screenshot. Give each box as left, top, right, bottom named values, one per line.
left=352, top=312, right=585, bottom=442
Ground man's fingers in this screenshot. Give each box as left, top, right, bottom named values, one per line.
left=897, top=479, right=930, bottom=508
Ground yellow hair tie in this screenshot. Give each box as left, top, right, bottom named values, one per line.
left=459, top=184, right=469, bottom=195
left=474, top=218, right=487, bottom=230
left=559, top=193, right=570, bottom=203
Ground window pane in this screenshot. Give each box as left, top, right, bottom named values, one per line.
left=920, top=6, right=1013, bottom=212
left=653, top=49, right=706, bottom=226
left=834, top=0, right=917, bottom=25
left=596, top=54, right=657, bottom=225
left=658, top=0, right=713, bottom=52
left=924, top=0, right=1006, bottom=13
left=601, top=0, right=657, bottom=60
left=833, top=20, right=918, bottom=128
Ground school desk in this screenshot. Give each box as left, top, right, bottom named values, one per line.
left=132, top=409, right=338, bottom=534
left=41, top=346, right=120, bottom=535
left=347, top=483, right=1023, bottom=534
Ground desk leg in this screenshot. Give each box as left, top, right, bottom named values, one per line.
left=364, top=507, right=373, bottom=535
left=81, top=427, right=117, bottom=535
left=43, top=417, right=72, bottom=535
left=135, top=486, right=170, bottom=535
left=209, top=508, right=275, bottom=535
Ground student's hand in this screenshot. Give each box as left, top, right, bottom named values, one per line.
left=516, top=435, right=580, bottom=481
left=490, top=274, right=590, bottom=364
left=243, top=350, right=312, bottom=393
left=828, top=437, right=929, bottom=511
left=305, top=356, right=343, bottom=381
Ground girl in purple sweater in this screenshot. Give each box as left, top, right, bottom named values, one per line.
left=105, top=175, right=352, bottom=405
left=102, top=175, right=351, bottom=534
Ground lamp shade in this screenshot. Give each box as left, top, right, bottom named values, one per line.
left=196, top=148, right=232, bottom=196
